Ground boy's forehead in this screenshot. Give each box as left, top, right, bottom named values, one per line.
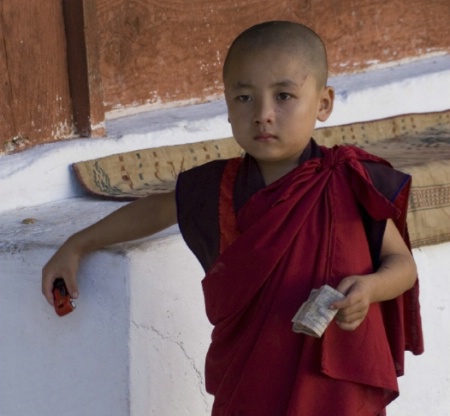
left=224, top=47, right=310, bottom=85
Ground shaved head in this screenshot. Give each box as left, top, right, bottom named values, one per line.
left=223, top=21, right=328, bottom=89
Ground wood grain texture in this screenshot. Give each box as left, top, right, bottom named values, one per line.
left=0, top=6, right=16, bottom=145
left=96, top=0, right=298, bottom=112
left=95, top=0, right=450, bottom=114
left=0, top=0, right=73, bottom=153
left=308, top=0, right=450, bottom=72
left=82, top=0, right=106, bottom=136
left=63, top=0, right=105, bottom=137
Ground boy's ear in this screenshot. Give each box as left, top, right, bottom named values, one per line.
left=317, top=86, right=334, bottom=122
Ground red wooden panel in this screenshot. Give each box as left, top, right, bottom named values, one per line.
left=94, top=0, right=450, bottom=115
left=0, top=15, right=16, bottom=150
left=0, top=0, right=73, bottom=153
left=95, top=0, right=299, bottom=113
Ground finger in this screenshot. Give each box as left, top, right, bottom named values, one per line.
left=330, top=297, right=351, bottom=310
left=336, top=308, right=366, bottom=324
left=330, top=291, right=362, bottom=310
left=64, top=276, right=79, bottom=299
left=335, top=278, right=357, bottom=296
left=335, top=296, right=365, bottom=313
left=42, top=272, right=56, bottom=306
left=331, top=279, right=359, bottom=309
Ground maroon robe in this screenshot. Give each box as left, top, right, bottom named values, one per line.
left=196, top=145, right=423, bottom=416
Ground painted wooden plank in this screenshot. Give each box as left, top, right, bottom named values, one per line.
left=62, top=0, right=105, bottom=137
left=95, top=0, right=298, bottom=113
left=0, top=8, right=16, bottom=151
left=95, top=0, right=450, bottom=115
left=0, top=0, right=73, bottom=153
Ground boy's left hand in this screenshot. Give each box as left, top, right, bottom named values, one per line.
left=329, top=219, right=417, bottom=332
left=330, top=275, right=374, bottom=331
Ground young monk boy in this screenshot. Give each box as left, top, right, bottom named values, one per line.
left=42, top=21, right=423, bottom=416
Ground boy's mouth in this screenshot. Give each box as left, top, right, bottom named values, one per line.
left=254, top=133, right=277, bottom=141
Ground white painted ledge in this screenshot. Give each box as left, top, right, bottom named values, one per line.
left=0, top=200, right=212, bottom=416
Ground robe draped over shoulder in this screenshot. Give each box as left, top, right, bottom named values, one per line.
left=177, top=142, right=423, bottom=416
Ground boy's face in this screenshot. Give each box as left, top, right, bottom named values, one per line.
left=224, top=47, right=334, bottom=177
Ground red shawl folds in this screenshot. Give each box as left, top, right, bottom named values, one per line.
left=202, top=145, right=423, bottom=416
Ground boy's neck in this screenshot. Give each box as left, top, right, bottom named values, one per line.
left=255, top=139, right=316, bottom=185
left=257, top=159, right=299, bottom=185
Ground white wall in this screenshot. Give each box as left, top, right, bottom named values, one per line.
left=1, top=200, right=449, bottom=415
left=0, top=201, right=131, bottom=415
left=390, top=243, right=450, bottom=416
left=0, top=55, right=449, bottom=415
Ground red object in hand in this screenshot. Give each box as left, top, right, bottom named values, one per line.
left=52, top=278, right=76, bottom=316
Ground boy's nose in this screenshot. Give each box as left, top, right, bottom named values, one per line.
left=253, top=101, right=275, bottom=125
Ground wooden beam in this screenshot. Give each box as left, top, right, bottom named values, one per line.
left=63, top=0, right=105, bottom=137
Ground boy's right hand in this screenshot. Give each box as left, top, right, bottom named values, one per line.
left=42, top=239, right=82, bottom=306
left=41, top=192, right=178, bottom=306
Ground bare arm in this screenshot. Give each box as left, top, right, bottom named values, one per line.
left=42, top=191, right=177, bottom=305
left=331, top=218, right=417, bottom=331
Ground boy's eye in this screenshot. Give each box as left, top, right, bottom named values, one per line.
left=236, top=95, right=252, bottom=102
left=277, top=92, right=292, bottom=101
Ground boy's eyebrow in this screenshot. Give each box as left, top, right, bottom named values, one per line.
left=274, top=75, right=308, bottom=89
left=272, top=79, right=300, bottom=88
left=230, top=81, right=252, bottom=90
left=231, top=78, right=305, bottom=90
